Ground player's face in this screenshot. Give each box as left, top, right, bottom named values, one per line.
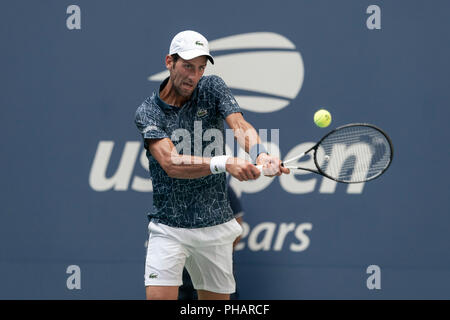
left=168, top=55, right=207, bottom=98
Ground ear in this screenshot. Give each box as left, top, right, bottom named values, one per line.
left=165, top=55, right=173, bottom=70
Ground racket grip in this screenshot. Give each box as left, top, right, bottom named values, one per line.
left=255, top=165, right=277, bottom=177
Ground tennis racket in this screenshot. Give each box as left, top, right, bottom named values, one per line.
left=257, top=123, right=393, bottom=183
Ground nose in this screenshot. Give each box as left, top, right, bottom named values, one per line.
left=190, top=69, right=201, bottom=80
left=190, top=66, right=204, bottom=79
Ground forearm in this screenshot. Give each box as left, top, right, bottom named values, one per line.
left=147, top=138, right=213, bottom=179
left=167, top=154, right=261, bottom=182
left=231, top=120, right=261, bottom=154
left=164, top=155, right=212, bottom=179
left=225, top=113, right=268, bottom=161
left=147, top=135, right=261, bottom=181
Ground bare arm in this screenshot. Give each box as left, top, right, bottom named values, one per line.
left=225, top=112, right=290, bottom=176
left=146, top=137, right=261, bottom=181
left=225, top=112, right=261, bottom=154
left=146, top=138, right=212, bottom=179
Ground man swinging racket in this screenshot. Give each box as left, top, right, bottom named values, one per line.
left=135, top=30, right=290, bottom=300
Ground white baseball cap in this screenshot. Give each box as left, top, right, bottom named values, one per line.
left=169, top=30, right=214, bottom=64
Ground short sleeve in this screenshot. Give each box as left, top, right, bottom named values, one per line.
left=134, top=99, right=169, bottom=141
left=208, top=76, right=242, bottom=119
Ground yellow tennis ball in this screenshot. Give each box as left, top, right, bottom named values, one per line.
left=314, top=109, right=332, bottom=128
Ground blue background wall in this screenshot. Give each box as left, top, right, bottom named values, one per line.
left=1, top=0, right=449, bottom=299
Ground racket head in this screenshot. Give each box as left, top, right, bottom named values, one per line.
left=313, top=123, right=394, bottom=183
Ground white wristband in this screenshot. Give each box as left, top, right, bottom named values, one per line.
left=210, top=155, right=230, bottom=174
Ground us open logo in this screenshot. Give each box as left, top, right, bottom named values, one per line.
left=148, top=32, right=305, bottom=113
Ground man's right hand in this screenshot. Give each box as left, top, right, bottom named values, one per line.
left=225, top=157, right=261, bottom=181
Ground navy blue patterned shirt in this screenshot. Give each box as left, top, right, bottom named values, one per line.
left=135, top=75, right=242, bottom=228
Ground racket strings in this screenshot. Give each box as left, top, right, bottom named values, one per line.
left=315, top=126, right=392, bottom=183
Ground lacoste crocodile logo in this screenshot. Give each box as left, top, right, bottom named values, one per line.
left=197, top=109, right=208, bottom=118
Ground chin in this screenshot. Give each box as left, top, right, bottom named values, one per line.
left=181, top=88, right=194, bottom=97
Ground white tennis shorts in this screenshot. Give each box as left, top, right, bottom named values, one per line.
left=144, top=219, right=243, bottom=294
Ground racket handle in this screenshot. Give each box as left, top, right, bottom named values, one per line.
left=255, top=165, right=275, bottom=177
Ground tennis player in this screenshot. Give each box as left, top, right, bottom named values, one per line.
left=135, top=30, right=289, bottom=300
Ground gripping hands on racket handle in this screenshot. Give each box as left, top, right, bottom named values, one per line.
left=254, top=153, right=290, bottom=177
left=225, top=157, right=261, bottom=181
left=225, top=154, right=289, bottom=181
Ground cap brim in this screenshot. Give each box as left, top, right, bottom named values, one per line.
left=178, top=49, right=214, bottom=64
